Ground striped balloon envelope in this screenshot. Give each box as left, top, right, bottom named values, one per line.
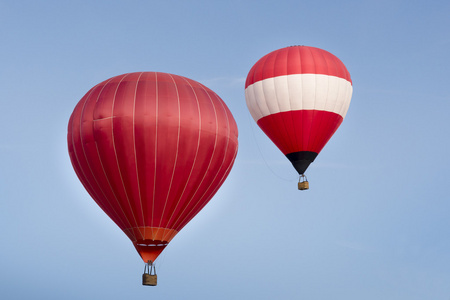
left=245, top=45, right=353, bottom=179
left=68, top=72, right=238, bottom=266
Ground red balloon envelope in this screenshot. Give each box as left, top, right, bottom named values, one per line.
left=245, top=46, right=352, bottom=175
left=68, top=72, right=238, bottom=263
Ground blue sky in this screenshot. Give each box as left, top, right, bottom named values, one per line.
left=1, top=1, right=449, bottom=299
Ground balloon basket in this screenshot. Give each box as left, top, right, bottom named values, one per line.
left=298, top=175, right=309, bottom=190
left=142, top=261, right=157, bottom=286
left=142, top=273, right=157, bottom=286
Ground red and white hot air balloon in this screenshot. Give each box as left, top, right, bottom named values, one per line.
left=68, top=72, right=238, bottom=285
left=245, top=46, right=352, bottom=189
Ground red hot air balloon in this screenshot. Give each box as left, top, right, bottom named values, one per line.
left=68, top=72, right=238, bottom=284
left=245, top=46, right=352, bottom=189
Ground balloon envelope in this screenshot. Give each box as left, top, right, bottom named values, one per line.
left=68, top=72, right=238, bottom=262
left=245, top=46, right=352, bottom=174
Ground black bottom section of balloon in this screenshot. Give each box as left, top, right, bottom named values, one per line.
left=286, top=151, right=318, bottom=175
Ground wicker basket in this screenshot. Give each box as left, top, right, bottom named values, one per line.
left=142, top=273, right=157, bottom=286
left=298, top=181, right=309, bottom=190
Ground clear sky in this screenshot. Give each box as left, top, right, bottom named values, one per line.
left=1, top=1, right=449, bottom=299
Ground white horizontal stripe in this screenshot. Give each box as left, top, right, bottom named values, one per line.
left=245, top=74, right=352, bottom=121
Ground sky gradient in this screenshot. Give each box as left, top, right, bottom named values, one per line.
left=1, top=1, right=449, bottom=299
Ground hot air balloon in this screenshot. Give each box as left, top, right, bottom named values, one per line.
left=68, top=72, right=238, bottom=285
left=245, top=46, right=352, bottom=190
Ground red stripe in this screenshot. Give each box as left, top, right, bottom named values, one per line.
left=245, top=46, right=351, bottom=88
left=256, top=110, right=343, bottom=155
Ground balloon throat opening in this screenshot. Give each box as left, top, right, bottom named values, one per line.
left=142, top=260, right=157, bottom=286
left=134, top=240, right=168, bottom=263
left=298, top=174, right=309, bottom=191
left=286, top=151, right=317, bottom=175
